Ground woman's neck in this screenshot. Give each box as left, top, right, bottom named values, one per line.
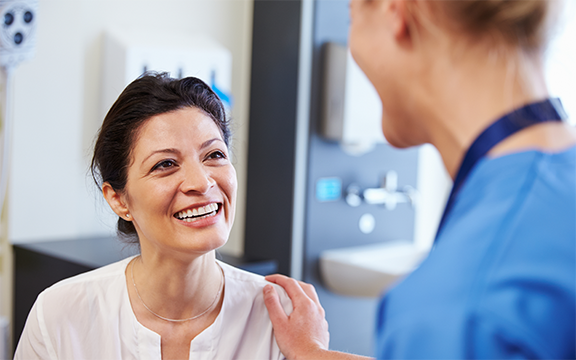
left=129, top=250, right=223, bottom=321
left=417, top=44, right=563, bottom=178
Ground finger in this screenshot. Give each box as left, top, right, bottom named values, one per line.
left=264, top=274, right=291, bottom=285
left=299, top=281, right=321, bottom=304
left=265, top=275, right=309, bottom=300
left=266, top=274, right=323, bottom=308
left=267, top=275, right=321, bottom=303
left=263, top=284, right=288, bottom=327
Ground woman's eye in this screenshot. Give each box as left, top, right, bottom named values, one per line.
left=152, top=159, right=176, bottom=171
left=207, top=151, right=227, bottom=160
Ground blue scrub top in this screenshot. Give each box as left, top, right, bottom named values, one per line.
left=375, top=146, right=576, bottom=359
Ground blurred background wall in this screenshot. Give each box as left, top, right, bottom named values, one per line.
left=0, top=0, right=253, bottom=343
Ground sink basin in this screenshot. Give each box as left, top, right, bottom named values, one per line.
left=320, top=241, right=429, bottom=297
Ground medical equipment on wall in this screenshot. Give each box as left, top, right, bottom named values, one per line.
left=0, top=1, right=37, bottom=357
left=101, top=29, right=233, bottom=123
left=320, top=42, right=386, bottom=155
left=0, top=0, right=36, bottom=216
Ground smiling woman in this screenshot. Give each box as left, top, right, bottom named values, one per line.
left=14, top=73, right=292, bottom=360
left=103, top=105, right=237, bottom=258
left=93, top=73, right=232, bottom=244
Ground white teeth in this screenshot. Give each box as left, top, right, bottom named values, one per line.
left=175, top=203, right=219, bottom=220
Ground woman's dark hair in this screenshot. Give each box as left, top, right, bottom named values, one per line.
left=90, top=72, right=231, bottom=242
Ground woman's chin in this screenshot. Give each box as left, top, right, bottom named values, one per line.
left=193, top=234, right=229, bottom=254
left=382, top=122, right=422, bottom=149
left=382, top=131, right=411, bottom=149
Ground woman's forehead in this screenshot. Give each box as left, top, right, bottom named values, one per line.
left=133, top=107, right=223, bottom=151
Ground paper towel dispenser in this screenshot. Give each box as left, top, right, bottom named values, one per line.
left=101, top=29, right=233, bottom=122
left=320, top=42, right=386, bottom=155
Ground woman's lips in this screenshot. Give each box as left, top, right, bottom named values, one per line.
left=174, top=203, right=220, bottom=223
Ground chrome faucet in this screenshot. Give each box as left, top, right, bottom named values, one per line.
left=345, top=170, right=418, bottom=210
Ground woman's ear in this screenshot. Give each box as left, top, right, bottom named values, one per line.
left=102, top=182, right=131, bottom=221
left=388, top=0, right=411, bottom=41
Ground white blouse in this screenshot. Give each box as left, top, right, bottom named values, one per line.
left=15, top=256, right=292, bottom=360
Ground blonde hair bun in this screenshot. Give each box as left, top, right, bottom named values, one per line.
left=436, top=0, right=560, bottom=51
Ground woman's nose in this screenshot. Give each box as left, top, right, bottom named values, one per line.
left=180, top=163, right=215, bottom=194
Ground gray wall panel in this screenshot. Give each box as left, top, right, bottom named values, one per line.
left=244, top=0, right=302, bottom=275
left=245, top=0, right=420, bottom=356
left=302, top=0, right=419, bottom=356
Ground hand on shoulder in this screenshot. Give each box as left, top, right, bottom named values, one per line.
left=263, top=274, right=373, bottom=360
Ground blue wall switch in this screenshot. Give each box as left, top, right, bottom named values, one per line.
left=316, top=177, right=342, bottom=202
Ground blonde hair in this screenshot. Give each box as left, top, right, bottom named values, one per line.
left=422, top=0, right=560, bottom=52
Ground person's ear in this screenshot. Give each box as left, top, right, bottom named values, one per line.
left=102, top=182, right=131, bottom=221
left=387, top=0, right=412, bottom=42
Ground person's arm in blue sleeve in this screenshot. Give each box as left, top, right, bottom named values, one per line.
left=377, top=318, right=548, bottom=359
left=264, top=274, right=555, bottom=360
left=263, top=274, right=373, bottom=360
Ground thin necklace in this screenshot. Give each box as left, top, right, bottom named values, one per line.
left=130, top=256, right=224, bottom=323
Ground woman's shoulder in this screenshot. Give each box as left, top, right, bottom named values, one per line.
left=46, top=255, right=133, bottom=290
left=481, top=145, right=576, bottom=182
left=38, top=256, right=134, bottom=311
left=213, top=260, right=293, bottom=359
left=16, top=257, right=136, bottom=359
left=217, top=259, right=281, bottom=290
left=217, top=260, right=293, bottom=313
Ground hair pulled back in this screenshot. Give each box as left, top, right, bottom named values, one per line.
left=429, top=0, right=559, bottom=52
left=90, top=72, right=230, bottom=242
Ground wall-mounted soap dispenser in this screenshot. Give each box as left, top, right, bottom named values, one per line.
left=320, top=42, right=385, bottom=155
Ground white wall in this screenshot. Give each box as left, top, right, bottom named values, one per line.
left=8, top=0, right=253, bottom=255
left=1, top=0, right=253, bottom=326
left=546, top=0, right=576, bottom=124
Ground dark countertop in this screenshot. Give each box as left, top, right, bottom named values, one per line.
left=14, top=236, right=139, bottom=269
left=14, top=236, right=278, bottom=275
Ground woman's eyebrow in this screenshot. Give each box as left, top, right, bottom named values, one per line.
left=201, top=138, right=225, bottom=149
left=142, top=148, right=181, bottom=164
left=141, top=139, right=223, bottom=164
